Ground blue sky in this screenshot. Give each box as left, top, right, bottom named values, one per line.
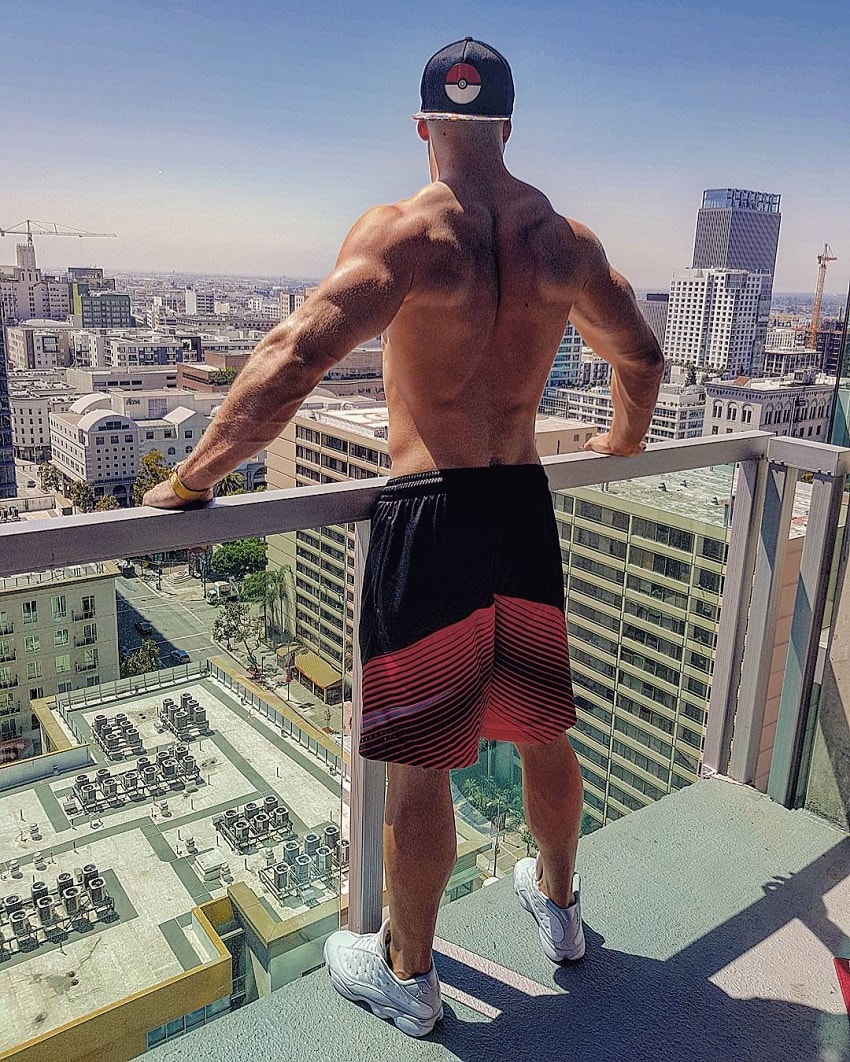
left=1, top=0, right=848, bottom=293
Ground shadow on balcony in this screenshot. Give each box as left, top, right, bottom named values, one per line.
left=149, top=777, right=849, bottom=1062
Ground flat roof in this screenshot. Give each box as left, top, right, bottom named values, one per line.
left=0, top=676, right=344, bottom=1050
left=579, top=466, right=814, bottom=537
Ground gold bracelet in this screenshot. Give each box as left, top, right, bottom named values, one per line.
left=169, top=466, right=210, bottom=501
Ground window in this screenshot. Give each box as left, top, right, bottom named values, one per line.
left=22, top=601, right=37, bottom=625
left=82, top=623, right=97, bottom=643
left=55, top=654, right=71, bottom=673
left=51, top=594, right=67, bottom=620
left=167, top=447, right=176, bottom=456
left=24, top=635, right=39, bottom=654
left=80, top=596, right=95, bottom=619
left=184, top=430, right=193, bottom=438
left=27, top=660, right=43, bottom=680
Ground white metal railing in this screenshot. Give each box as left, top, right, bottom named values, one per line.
left=1, top=430, right=849, bottom=933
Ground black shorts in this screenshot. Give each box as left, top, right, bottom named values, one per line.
left=358, top=465, right=576, bottom=769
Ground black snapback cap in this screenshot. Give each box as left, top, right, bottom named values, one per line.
left=413, top=37, right=514, bottom=121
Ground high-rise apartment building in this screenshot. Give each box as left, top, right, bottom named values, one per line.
left=692, top=189, right=781, bottom=274
left=664, top=268, right=773, bottom=375
left=0, top=307, right=16, bottom=499
left=665, top=190, right=781, bottom=378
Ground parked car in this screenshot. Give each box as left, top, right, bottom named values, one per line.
left=206, top=588, right=219, bottom=605
left=134, top=619, right=154, bottom=635
left=26, top=480, right=36, bottom=488
left=170, top=649, right=190, bottom=664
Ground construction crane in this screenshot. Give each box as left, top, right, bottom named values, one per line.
left=0, top=218, right=117, bottom=245
left=808, top=243, right=838, bottom=347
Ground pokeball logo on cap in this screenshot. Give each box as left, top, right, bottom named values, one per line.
left=444, top=62, right=481, bottom=106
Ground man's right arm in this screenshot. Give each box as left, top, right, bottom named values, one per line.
left=565, top=220, right=665, bottom=456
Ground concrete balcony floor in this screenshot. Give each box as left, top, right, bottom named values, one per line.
left=149, top=778, right=850, bottom=1062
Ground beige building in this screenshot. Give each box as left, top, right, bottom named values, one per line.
left=0, top=563, right=120, bottom=759
left=0, top=244, right=69, bottom=323
left=8, top=374, right=78, bottom=462
left=5, top=321, right=74, bottom=370
left=266, top=394, right=597, bottom=699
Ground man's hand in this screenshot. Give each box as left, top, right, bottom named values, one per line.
left=583, top=432, right=645, bottom=458
left=142, top=479, right=214, bottom=510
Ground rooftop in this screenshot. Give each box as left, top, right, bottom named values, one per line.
left=0, top=561, right=118, bottom=593
left=0, top=672, right=489, bottom=1051
left=0, top=675, right=343, bottom=1050
left=148, top=778, right=850, bottom=1062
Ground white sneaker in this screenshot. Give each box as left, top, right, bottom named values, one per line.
left=514, top=857, right=586, bottom=963
left=324, top=919, right=443, bottom=1037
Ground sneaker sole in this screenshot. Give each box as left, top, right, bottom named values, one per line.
left=327, top=966, right=443, bottom=1037
left=515, top=882, right=587, bottom=964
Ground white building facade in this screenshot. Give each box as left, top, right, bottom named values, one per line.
left=664, top=269, right=772, bottom=376
left=540, top=384, right=705, bottom=442
left=704, top=375, right=835, bottom=441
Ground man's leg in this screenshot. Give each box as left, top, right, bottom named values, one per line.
left=516, top=731, right=583, bottom=908
left=384, top=762, right=457, bottom=980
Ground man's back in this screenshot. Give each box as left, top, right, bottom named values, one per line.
left=382, top=173, right=584, bottom=475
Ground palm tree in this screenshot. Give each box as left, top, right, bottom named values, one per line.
left=215, top=471, right=245, bottom=497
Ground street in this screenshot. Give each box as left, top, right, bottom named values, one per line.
left=116, top=569, right=218, bottom=665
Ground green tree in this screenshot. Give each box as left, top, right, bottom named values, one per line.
left=212, top=601, right=262, bottom=661
left=38, top=462, right=61, bottom=491
left=132, top=450, right=171, bottom=506
left=214, top=471, right=245, bottom=497
left=69, top=480, right=95, bottom=513
left=121, top=638, right=161, bottom=677
left=211, top=538, right=267, bottom=580
left=94, top=495, right=120, bottom=511
left=209, top=368, right=238, bottom=386
left=240, top=570, right=276, bottom=639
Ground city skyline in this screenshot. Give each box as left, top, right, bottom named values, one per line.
left=2, top=1, right=849, bottom=293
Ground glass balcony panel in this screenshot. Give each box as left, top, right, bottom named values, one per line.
left=0, top=525, right=347, bottom=1058
left=1, top=435, right=847, bottom=1059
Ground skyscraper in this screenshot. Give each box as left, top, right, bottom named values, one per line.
left=664, top=189, right=781, bottom=377
left=692, top=188, right=781, bottom=274
left=0, top=306, right=17, bottom=499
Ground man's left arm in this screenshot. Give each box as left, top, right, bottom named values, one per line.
left=143, top=205, right=412, bottom=508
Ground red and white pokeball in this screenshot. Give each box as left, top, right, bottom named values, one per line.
left=444, top=62, right=481, bottom=105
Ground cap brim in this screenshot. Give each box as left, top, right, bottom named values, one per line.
left=411, top=112, right=510, bottom=122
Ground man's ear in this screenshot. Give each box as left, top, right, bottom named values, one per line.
left=417, top=119, right=430, bottom=143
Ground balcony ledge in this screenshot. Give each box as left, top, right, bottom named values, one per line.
left=149, top=778, right=849, bottom=1062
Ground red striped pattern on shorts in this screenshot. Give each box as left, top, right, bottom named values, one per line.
left=359, top=595, right=575, bottom=769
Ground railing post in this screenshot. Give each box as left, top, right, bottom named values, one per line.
left=347, top=520, right=386, bottom=934
left=768, top=470, right=847, bottom=806
left=703, top=457, right=767, bottom=775
left=727, top=461, right=798, bottom=783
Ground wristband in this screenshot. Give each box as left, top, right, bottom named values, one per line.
left=169, top=466, right=210, bottom=501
